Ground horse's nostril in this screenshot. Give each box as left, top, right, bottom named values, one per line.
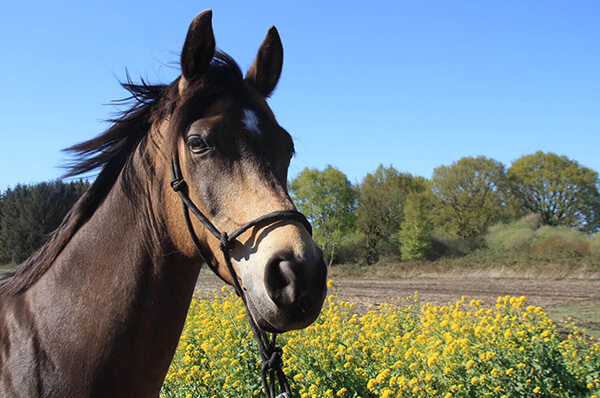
left=265, top=254, right=298, bottom=308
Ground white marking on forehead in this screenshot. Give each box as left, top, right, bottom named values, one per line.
left=242, top=109, right=262, bottom=135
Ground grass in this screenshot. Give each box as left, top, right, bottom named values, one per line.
left=328, top=258, right=600, bottom=280
left=0, top=262, right=16, bottom=272
left=546, top=304, right=600, bottom=339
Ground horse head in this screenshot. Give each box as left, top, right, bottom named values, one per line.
left=162, top=11, right=327, bottom=332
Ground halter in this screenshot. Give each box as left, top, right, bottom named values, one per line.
left=170, top=154, right=312, bottom=398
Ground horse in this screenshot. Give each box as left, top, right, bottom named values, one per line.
left=0, top=10, right=327, bottom=397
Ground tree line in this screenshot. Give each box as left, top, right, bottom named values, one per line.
left=0, top=180, right=89, bottom=264
left=290, top=151, right=600, bottom=265
left=1, top=151, right=598, bottom=267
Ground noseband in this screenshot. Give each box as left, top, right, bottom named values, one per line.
left=170, top=155, right=312, bottom=398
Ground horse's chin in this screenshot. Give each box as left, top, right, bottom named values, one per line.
left=244, top=289, right=324, bottom=333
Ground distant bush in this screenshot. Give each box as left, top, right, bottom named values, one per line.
left=533, top=225, right=588, bottom=243
left=485, top=215, right=594, bottom=262
left=486, top=226, right=535, bottom=252
left=430, top=230, right=484, bottom=258
left=590, top=234, right=600, bottom=261
left=530, top=226, right=590, bottom=259
left=333, top=232, right=366, bottom=265
left=486, top=214, right=539, bottom=251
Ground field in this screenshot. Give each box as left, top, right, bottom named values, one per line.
left=196, top=270, right=600, bottom=337
left=163, top=271, right=600, bottom=397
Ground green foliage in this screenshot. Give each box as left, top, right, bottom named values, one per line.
left=332, top=231, right=366, bottom=265
left=0, top=180, right=89, bottom=263
left=290, top=166, right=357, bottom=266
left=590, top=234, right=600, bottom=261
left=164, top=291, right=600, bottom=397
left=485, top=215, right=595, bottom=262
left=432, top=156, right=508, bottom=238
left=399, top=192, right=432, bottom=261
left=356, top=165, right=429, bottom=264
left=486, top=214, right=540, bottom=251
left=430, top=230, right=485, bottom=259
left=0, top=196, right=8, bottom=264
left=507, top=151, right=600, bottom=232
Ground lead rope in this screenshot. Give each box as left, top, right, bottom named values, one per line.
left=171, top=156, right=306, bottom=398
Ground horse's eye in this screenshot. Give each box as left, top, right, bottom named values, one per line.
left=186, top=135, right=210, bottom=155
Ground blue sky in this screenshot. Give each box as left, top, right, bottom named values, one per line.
left=1, top=1, right=598, bottom=191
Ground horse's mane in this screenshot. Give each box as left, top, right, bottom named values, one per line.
left=0, top=52, right=242, bottom=296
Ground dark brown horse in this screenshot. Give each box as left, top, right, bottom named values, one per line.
left=0, top=10, right=327, bottom=397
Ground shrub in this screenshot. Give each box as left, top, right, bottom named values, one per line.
left=486, top=226, right=536, bottom=252
left=430, top=230, right=484, bottom=258
left=485, top=215, right=539, bottom=252
left=333, top=232, right=366, bottom=265
left=590, top=234, right=600, bottom=262
left=529, top=226, right=590, bottom=259
left=485, top=215, right=595, bottom=262
left=399, top=192, right=432, bottom=261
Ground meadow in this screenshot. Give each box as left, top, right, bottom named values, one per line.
left=161, top=281, right=600, bottom=398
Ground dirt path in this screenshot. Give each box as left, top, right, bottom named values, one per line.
left=195, top=272, right=600, bottom=310
left=330, top=277, right=600, bottom=310
left=194, top=271, right=600, bottom=335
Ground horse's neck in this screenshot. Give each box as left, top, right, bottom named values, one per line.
left=25, top=165, right=201, bottom=396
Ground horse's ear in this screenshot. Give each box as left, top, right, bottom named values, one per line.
left=245, top=26, right=283, bottom=97
left=181, top=10, right=216, bottom=82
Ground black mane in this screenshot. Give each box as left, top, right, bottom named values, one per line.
left=0, top=51, right=243, bottom=296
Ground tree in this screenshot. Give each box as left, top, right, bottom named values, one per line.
left=290, top=166, right=357, bottom=266
left=432, top=156, right=507, bottom=238
left=356, top=165, right=429, bottom=264
left=399, top=192, right=432, bottom=261
left=0, top=192, right=9, bottom=264
left=507, top=151, right=600, bottom=232
left=0, top=180, right=89, bottom=263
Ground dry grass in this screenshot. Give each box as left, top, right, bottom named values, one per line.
left=328, top=258, right=600, bottom=280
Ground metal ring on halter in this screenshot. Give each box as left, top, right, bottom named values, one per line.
left=170, top=155, right=310, bottom=398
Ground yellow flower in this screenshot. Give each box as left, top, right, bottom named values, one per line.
left=381, top=389, right=394, bottom=398
left=367, top=379, right=376, bottom=391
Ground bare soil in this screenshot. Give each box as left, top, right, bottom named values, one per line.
left=196, top=272, right=600, bottom=311
left=195, top=271, right=600, bottom=335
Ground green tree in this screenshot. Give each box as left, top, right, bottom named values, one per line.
left=399, top=192, right=432, bottom=261
left=0, top=180, right=89, bottom=263
left=432, top=156, right=507, bottom=238
left=356, top=165, right=429, bottom=264
left=290, top=166, right=357, bottom=266
left=507, top=151, right=600, bottom=232
left=0, top=192, right=9, bottom=264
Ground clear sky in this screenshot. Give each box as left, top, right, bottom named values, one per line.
left=1, top=1, right=598, bottom=191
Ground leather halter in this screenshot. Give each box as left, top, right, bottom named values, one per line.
left=170, top=154, right=312, bottom=398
